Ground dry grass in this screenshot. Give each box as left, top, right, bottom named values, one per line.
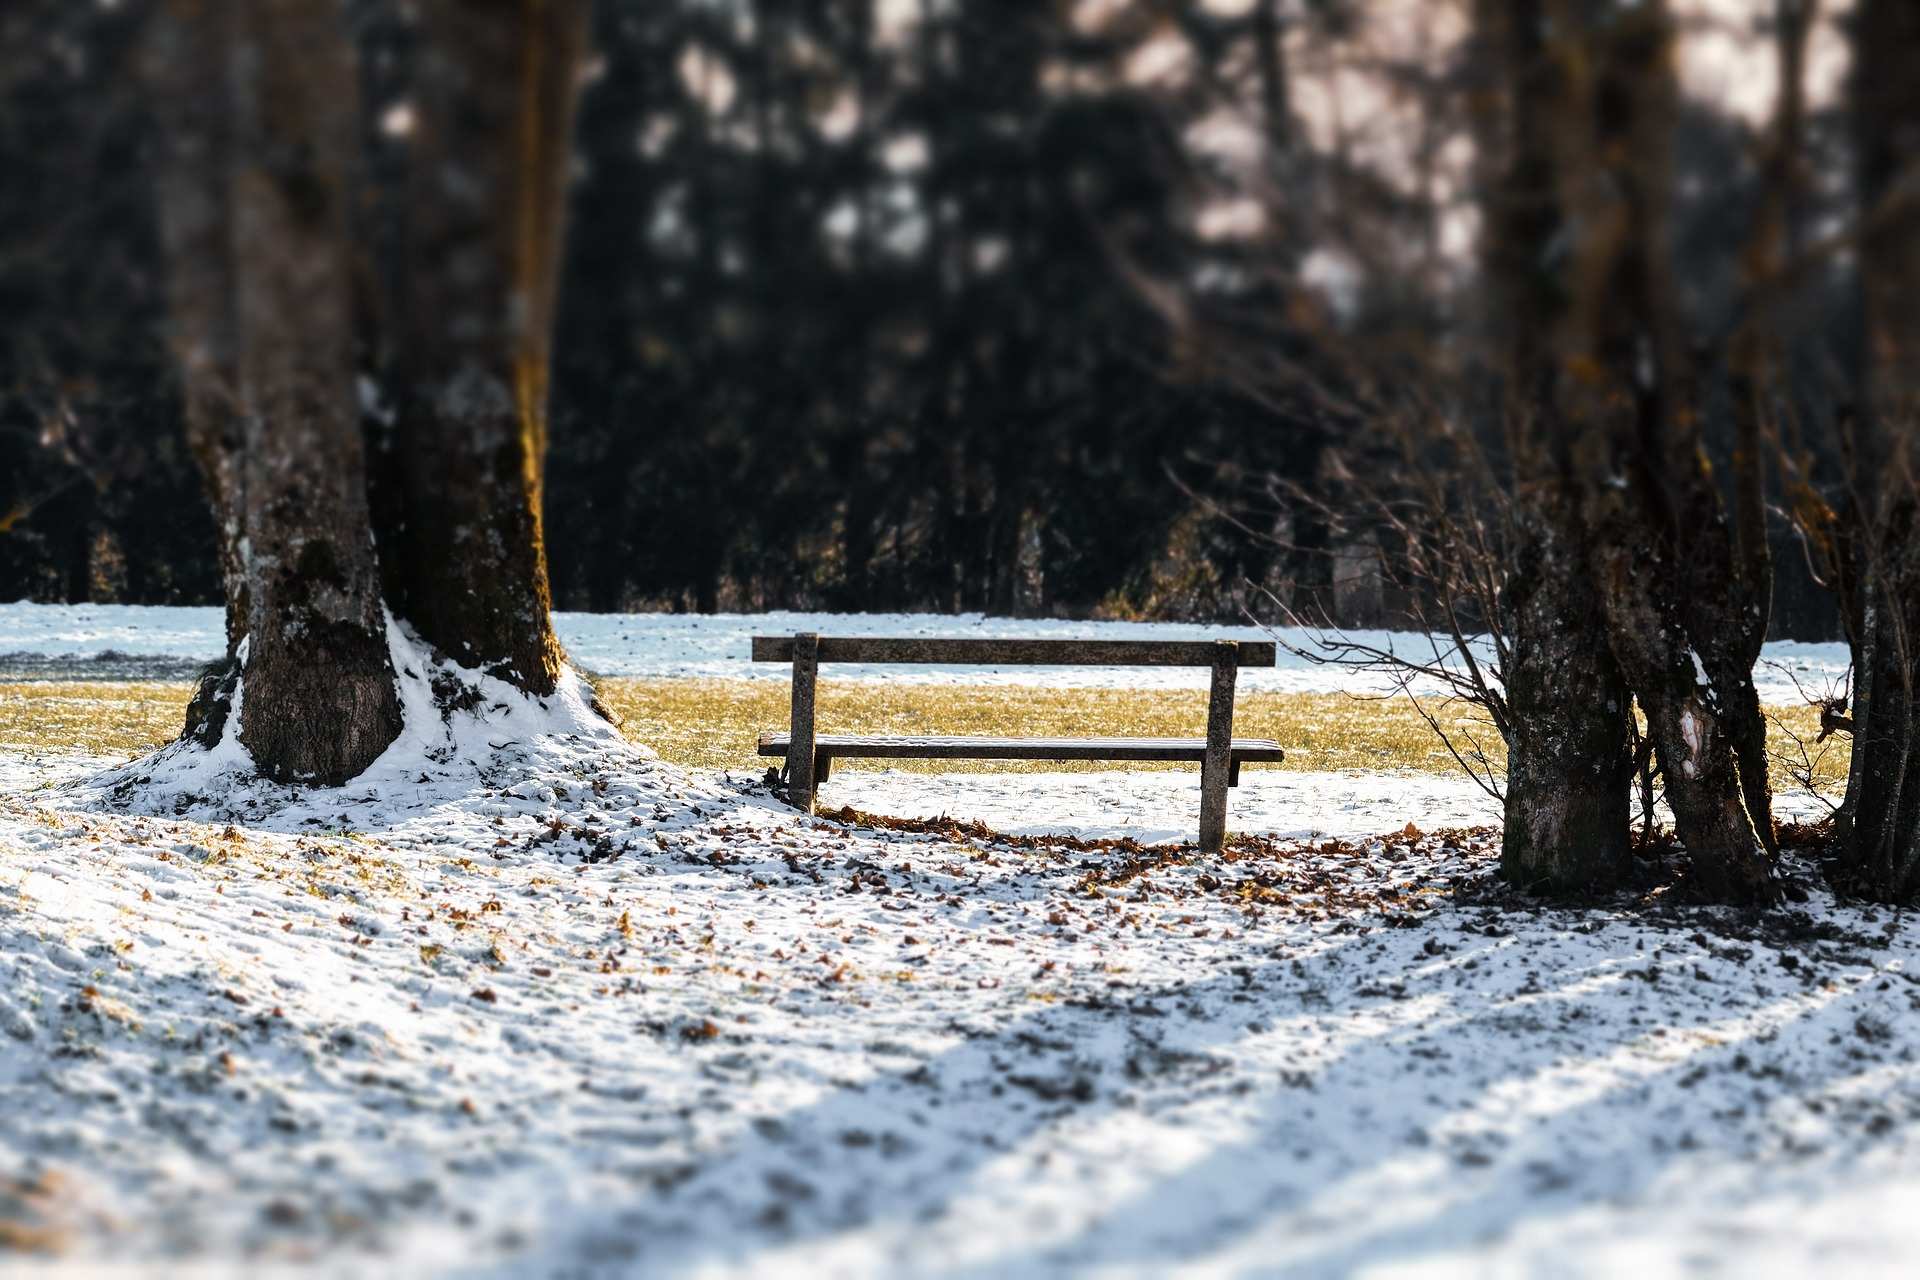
left=3, top=678, right=1852, bottom=794
left=598, top=680, right=1482, bottom=776
left=0, top=682, right=195, bottom=758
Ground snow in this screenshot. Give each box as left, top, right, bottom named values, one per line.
left=1, top=607, right=1913, bottom=1275
left=828, top=767, right=1505, bottom=846
left=78, top=612, right=638, bottom=823
left=0, top=601, right=1856, bottom=702
left=1679, top=707, right=1704, bottom=779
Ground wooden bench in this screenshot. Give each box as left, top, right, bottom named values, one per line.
left=751, top=634, right=1284, bottom=851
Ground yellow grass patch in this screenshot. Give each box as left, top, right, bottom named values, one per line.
left=0, top=682, right=194, bottom=758
left=3, top=677, right=1851, bottom=794
left=597, top=680, right=1481, bottom=776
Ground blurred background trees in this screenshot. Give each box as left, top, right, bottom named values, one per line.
left=0, top=0, right=1872, bottom=637
left=0, top=0, right=215, bottom=607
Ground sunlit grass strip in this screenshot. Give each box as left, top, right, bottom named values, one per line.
left=598, top=680, right=1483, bottom=777
left=0, top=682, right=196, bottom=758
left=3, top=678, right=1851, bottom=795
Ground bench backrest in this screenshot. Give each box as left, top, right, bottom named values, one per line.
left=750, top=635, right=1277, bottom=667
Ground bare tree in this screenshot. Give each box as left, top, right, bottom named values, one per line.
left=1834, top=0, right=1920, bottom=898
left=1293, top=0, right=1793, bottom=902
left=1478, top=0, right=1637, bottom=894
left=1541, top=0, right=1778, bottom=902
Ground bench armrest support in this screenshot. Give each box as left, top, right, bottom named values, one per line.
left=1198, top=641, right=1238, bottom=852
left=787, top=632, right=819, bottom=814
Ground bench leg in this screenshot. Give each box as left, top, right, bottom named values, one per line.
left=815, top=753, right=832, bottom=784
left=1229, top=759, right=1242, bottom=788
left=1198, top=642, right=1238, bottom=852
left=788, top=632, right=819, bottom=814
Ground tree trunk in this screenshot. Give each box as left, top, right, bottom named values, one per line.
left=228, top=0, right=402, bottom=783
left=1838, top=0, right=1920, bottom=899
left=368, top=0, right=588, bottom=694
left=1718, top=0, right=1816, bottom=858
left=1844, top=535, right=1920, bottom=897
left=1483, top=0, right=1633, bottom=892
left=1548, top=0, right=1777, bottom=901
left=146, top=0, right=594, bottom=787
left=1500, top=496, right=1635, bottom=890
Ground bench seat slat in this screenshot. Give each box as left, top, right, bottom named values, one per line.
left=758, top=733, right=1285, bottom=763
left=750, top=636, right=1277, bottom=667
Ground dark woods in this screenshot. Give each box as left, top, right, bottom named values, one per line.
left=0, top=0, right=1889, bottom=629
left=5, top=0, right=1866, bottom=631
left=4, top=0, right=1257, bottom=620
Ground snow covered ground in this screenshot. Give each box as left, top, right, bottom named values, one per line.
left=1, top=609, right=1912, bottom=1277
left=0, top=601, right=1854, bottom=703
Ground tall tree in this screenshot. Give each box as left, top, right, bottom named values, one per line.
left=1552, top=0, right=1777, bottom=901
left=151, top=0, right=403, bottom=782
left=1721, top=0, right=1817, bottom=846
left=365, top=0, right=585, bottom=694
left=1836, top=0, right=1920, bottom=898
left=147, top=0, right=592, bottom=784
left=1481, top=0, right=1635, bottom=893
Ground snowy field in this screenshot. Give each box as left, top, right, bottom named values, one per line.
left=1, top=608, right=1913, bottom=1277
left=0, top=602, right=1854, bottom=703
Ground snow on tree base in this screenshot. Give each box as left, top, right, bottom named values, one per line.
left=63, top=612, right=654, bottom=829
